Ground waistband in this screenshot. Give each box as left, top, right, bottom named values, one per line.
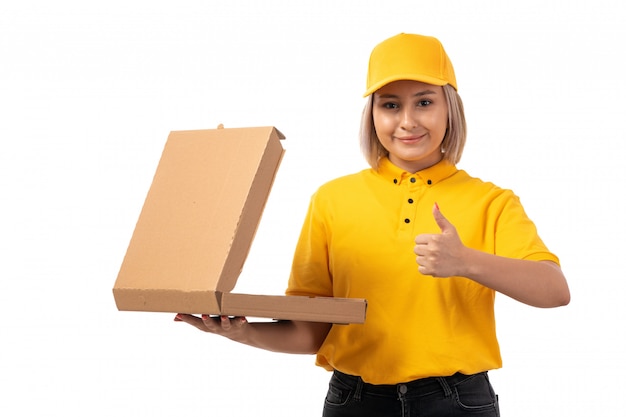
left=332, top=369, right=485, bottom=399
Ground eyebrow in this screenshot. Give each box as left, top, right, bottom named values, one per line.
left=376, top=90, right=438, bottom=100
left=376, top=90, right=438, bottom=99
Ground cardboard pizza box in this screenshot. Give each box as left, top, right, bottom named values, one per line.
left=113, top=126, right=367, bottom=324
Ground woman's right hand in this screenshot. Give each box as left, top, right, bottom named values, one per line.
left=174, top=314, right=248, bottom=340
left=174, top=314, right=332, bottom=354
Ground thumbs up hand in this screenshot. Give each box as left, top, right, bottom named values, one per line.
left=414, top=203, right=467, bottom=278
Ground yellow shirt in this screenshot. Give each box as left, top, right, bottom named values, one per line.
left=286, top=157, right=559, bottom=384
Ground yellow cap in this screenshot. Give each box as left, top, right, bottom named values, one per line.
left=364, top=33, right=457, bottom=96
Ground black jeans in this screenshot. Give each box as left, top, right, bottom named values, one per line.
left=322, top=370, right=499, bottom=417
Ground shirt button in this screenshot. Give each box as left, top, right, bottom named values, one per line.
left=393, top=179, right=398, bottom=184
left=410, top=178, right=416, bottom=183
left=427, top=179, right=432, bottom=185
left=408, top=198, right=414, bottom=204
left=404, top=218, right=410, bottom=223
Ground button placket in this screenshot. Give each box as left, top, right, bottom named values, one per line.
left=400, top=176, right=421, bottom=229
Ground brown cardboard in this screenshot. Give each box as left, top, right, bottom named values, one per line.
left=113, top=126, right=367, bottom=324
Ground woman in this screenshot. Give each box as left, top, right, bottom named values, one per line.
left=175, top=33, right=570, bottom=416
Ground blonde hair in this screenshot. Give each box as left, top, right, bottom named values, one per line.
left=359, top=84, right=467, bottom=170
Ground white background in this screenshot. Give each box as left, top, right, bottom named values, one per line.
left=1, top=1, right=624, bottom=415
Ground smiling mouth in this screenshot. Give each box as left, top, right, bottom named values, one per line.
left=395, top=134, right=426, bottom=143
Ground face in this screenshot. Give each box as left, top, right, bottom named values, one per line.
left=372, top=80, right=448, bottom=173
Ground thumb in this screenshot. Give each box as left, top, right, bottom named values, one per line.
left=433, top=203, right=454, bottom=233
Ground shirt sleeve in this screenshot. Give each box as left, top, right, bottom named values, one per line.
left=493, top=190, right=560, bottom=265
left=285, top=191, right=335, bottom=297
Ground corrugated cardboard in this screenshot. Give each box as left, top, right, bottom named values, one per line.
left=113, top=126, right=367, bottom=324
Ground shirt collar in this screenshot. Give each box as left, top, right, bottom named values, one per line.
left=377, top=157, right=458, bottom=186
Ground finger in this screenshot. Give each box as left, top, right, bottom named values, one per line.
left=415, top=251, right=429, bottom=266
left=432, top=203, right=454, bottom=233
left=414, top=244, right=428, bottom=256
left=174, top=313, right=201, bottom=324
left=414, top=233, right=434, bottom=245
left=220, top=315, right=232, bottom=330
left=201, top=314, right=221, bottom=329
left=175, top=313, right=210, bottom=331
left=218, top=316, right=247, bottom=330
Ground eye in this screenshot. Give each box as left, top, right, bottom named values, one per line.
left=382, top=102, right=399, bottom=110
left=417, top=99, right=432, bottom=107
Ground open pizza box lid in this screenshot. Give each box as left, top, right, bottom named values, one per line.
left=113, top=126, right=367, bottom=324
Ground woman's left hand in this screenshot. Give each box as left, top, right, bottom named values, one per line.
left=414, top=204, right=468, bottom=278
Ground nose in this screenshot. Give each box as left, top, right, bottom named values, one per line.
left=400, top=107, right=417, bottom=130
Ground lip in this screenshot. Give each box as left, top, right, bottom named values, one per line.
left=395, top=134, right=426, bottom=143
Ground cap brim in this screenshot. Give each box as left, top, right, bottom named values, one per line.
left=363, top=74, right=451, bottom=97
